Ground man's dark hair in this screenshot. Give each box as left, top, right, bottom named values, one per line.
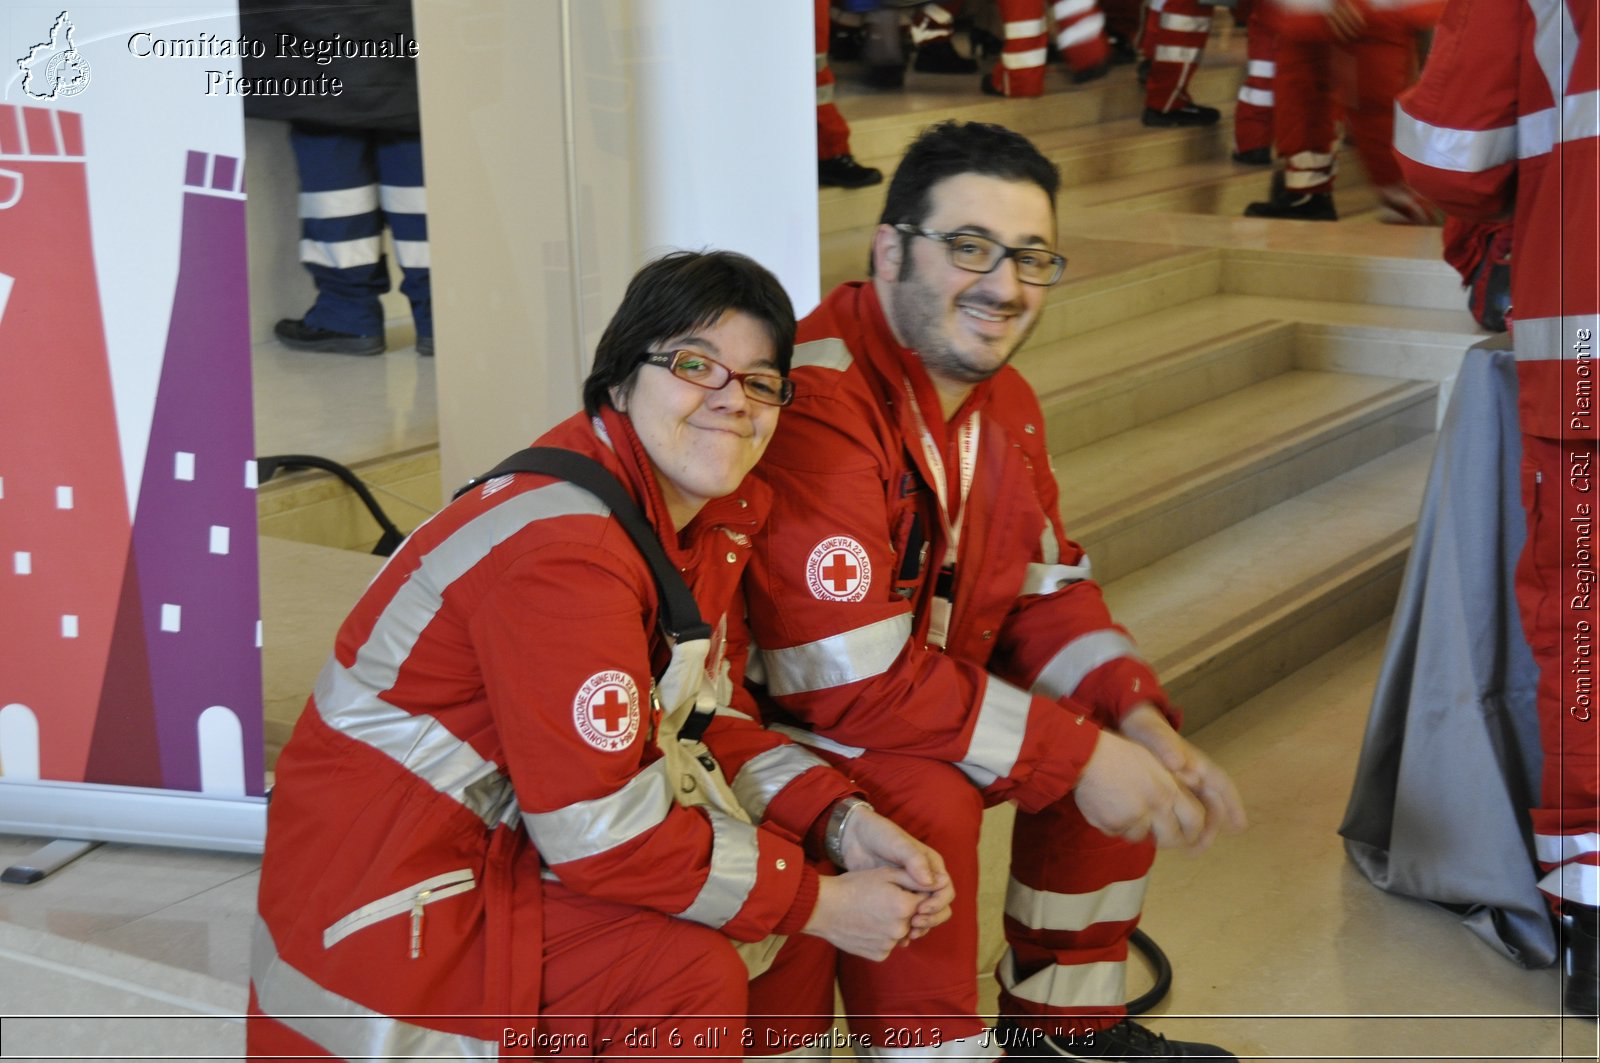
left=583, top=250, right=796, bottom=416
left=871, top=121, right=1060, bottom=276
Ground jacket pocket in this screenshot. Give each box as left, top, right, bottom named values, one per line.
left=322, top=868, right=477, bottom=958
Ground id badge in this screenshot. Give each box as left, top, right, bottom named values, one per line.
left=928, top=594, right=952, bottom=650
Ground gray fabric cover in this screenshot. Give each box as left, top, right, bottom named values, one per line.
left=1339, top=338, right=1554, bottom=968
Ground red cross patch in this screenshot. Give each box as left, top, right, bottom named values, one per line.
left=573, top=671, right=640, bottom=752
left=806, top=536, right=872, bottom=602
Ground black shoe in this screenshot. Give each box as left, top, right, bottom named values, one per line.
left=914, top=38, right=978, bottom=74
left=862, top=63, right=906, bottom=89
left=998, top=1017, right=1237, bottom=1060
left=1107, top=34, right=1139, bottom=65
left=1231, top=147, right=1272, bottom=165
left=980, top=71, right=1005, bottom=97
left=1244, top=188, right=1338, bottom=221
left=1564, top=904, right=1600, bottom=1019
left=416, top=335, right=435, bottom=357
left=1071, top=62, right=1110, bottom=84
left=818, top=154, right=883, bottom=189
left=1142, top=102, right=1221, bottom=127
left=1136, top=58, right=1150, bottom=86
left=274, top=318, right=384, bottom=356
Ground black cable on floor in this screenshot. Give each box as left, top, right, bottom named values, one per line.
left=255, top=454, right=407, bottom=557
left=1125, top=928, right=1174, bottom=1015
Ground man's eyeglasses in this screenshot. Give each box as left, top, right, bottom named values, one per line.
left=894, top=224, right=1067, bottom=287
left=639, top=350, right=796, bottom=407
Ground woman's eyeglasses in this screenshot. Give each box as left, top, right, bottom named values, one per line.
left=639, top=350, right=795, bottom=407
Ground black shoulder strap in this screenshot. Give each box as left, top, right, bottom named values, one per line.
left=455, top=447, right=711, bottom=644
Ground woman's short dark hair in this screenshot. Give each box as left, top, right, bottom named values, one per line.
left=871, top=121, right=1061, bottom=276
left=583, top=250, right=796, bottom=416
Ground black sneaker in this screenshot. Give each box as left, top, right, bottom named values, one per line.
left=1231, top=147, right=1272, bottom=165
left=274, top=318, right=384, bottom=356
left=1142, top=102, right=1221, bottom=127
left=1243, top=189, right=1338, bottom=221
left=1564, top=904, right=1600, bottom=1019
left=416, top=335, right=435, bottom=357
left=818, top=154, right=883, bottom=189
left=980, top=71, right=1005, bottom=97
left=998, top=1017, right=1237, bottom=1060
left=914, top=38, right=978, bottom=74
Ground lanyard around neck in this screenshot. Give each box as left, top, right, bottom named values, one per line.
left=902, top=375, right=980, bottom=565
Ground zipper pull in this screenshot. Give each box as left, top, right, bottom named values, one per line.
left=410, top=888, right=433, bottom=959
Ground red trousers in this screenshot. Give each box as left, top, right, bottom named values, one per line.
left=1272, top=25, right=1412, bottom=193
left=1519, top=432, right=1600, bottom=911
left=987, top=0, right=1110, bottom=96
left=1142, top=0, right=1215, bottom=113
left=754, top=748, right=1156, bottom=1047
left=1234, top=9, right=1278, bottom=153
left=816, top=0, right=851, bottom=159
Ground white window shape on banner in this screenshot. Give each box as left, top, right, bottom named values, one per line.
left=197, top=705, right=245, bottom=795
left=0, top=704, right=41, bottom=780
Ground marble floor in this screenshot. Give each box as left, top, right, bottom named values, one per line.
left=3, top=619, right=1594, bottom=1061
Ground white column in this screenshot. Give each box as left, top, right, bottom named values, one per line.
left=415, top=0, right=818, bottom=489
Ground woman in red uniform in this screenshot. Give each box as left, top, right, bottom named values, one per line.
left=248, top=250, right=952, bottom=1060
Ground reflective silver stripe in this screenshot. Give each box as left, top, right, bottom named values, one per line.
left=1239, top=86, right=1275, bottom=108
left=1159, top=13, right=1212, bottom=31
left=378, top=183, right=427, bottom=214
left=393, top=239, right=430, bottom=270
left=770, top=723, right=868, bottom=760
left=1005, top=18, right=1047, bottom=37
left=760, top=614, right=912, bottom=697
left=922, top=3, right=954, bottom=25
left=1040, top=526, right=1060, bottom=566
left=1538, top=862, right=1600, bottom=906
left=730, top=744, right=827, bottom=822
left=996, top=948, right=1125, bottom=1008
left=1393, top=107, right=1518, bottom=173
left=1057, top=14, right=1105, bottom=48
left=1284, top=168, right=1333, bottom=189
left=793, top=336, right=854, bottom=372
left=522, top=759, right=674, bottom=865
left=323, top=869, right=475, bottom=948
left=1032, top=631, right=1142, bottom=701
left=957, top=678, right=1030, bottom=788
left=1003, top=47, right=1048, bottom=69
left=252, top=917, right=498, bottom=1059
left=1052, top=0, right=1095, bottom=20
left=815, top=51, right=828, bottom=73
left=1514, top=315, right=1600, bottom=361
left=678, top=812, right=761, bottom=929
left=317, top=482, right=610, bottom=827
left=1020, top=560, right=1092, bottom=597
left=1536, top=831, right=1600, bottom=863
left=315, top=661, right=519, bottom=827
left=1531, top=0, right=1577, bottom=112
left=1248, top=60, right=1276, bottom=79
left=1154, top=45, right=1200, bottom=64
left=1004, top=874, right=1148, bottom=931
left=858, top=1032, right=1000, bottom=1061
left=1518, top=91, right=1600, bottom=158
left=299, top=184, right=378, bottom=219
left=300, top=235, right=382, bottom=269
left=817, top=83, right=835, bottom=106
left=1288, top=150, right=1335, bottom=169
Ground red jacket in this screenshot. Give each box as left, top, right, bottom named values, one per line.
left=250, top=407, right=855, bottom=1057
left=1394, top=0, right=1597, bottom=438
left=744, top=282, right=1176, bottom=815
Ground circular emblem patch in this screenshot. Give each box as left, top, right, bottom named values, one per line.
left=573, top=671, right=641, bottom=752
left=806, top=536, right=872, bottom=602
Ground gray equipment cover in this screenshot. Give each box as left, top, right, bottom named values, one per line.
left=1339, top=338, right=1554, bottom=968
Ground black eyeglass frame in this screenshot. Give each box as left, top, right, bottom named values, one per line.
left=638, top=350, right=796, bottom=407
left=893, top=223, right=1068, bottom=286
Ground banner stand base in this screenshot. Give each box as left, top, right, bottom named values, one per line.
left=2, top=839, right=104, bottom=885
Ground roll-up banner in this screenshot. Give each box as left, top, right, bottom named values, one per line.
left=0, top=4, right=265, bottom=852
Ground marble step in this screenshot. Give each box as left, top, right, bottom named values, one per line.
left=1103, top=433, right=1438, bottom=731
left=1056, top=369, right=1436, bottom=584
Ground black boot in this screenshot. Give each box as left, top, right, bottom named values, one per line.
left=913, top=37, right=978, bottom=74
left=1142, top=101, right=1221, bottom=127
left=1565, top=904, right=1600, bottom=1019
left=997, top=1017, right=1237, bottom=1060
left=1244, top=173, right=1338, bottom=221
left=818, top=154, right=883, bottom=189
left=274, top=318, right=385, bottom=356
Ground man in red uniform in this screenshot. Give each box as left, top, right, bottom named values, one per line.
left=1392, top=0, right=1599, bottom=1016
left=744, top=122, right=1247, bottom=1060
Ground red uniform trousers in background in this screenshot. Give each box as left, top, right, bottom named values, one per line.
left=988, top=0, right=1111, bottom=95
left=1142, top=0, right=1216, bottom=112
left=817, top=0, right=852, bottom=159
left=1234, top=5, right=1278, bottom=156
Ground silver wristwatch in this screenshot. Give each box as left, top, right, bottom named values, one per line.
left=823, top=796, right=870, bottom=869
